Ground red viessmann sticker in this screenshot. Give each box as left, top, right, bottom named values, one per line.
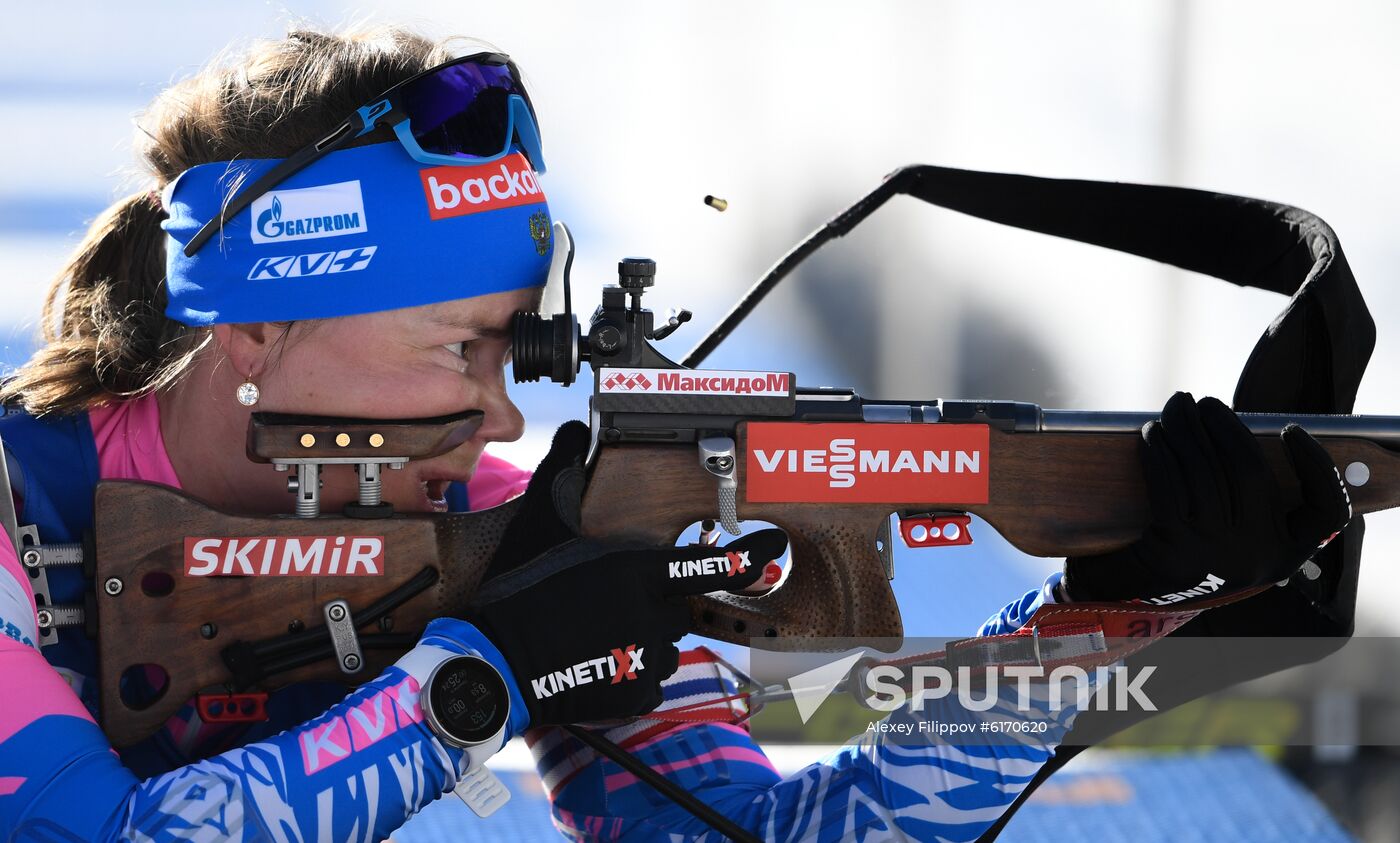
left=184, top=536, right=385, bottom=577
left=745, top=423, right=990, bottom=504
left=420, top=153, right=545, bottom=220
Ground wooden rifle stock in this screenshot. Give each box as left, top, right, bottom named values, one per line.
left=93, top=422, right=1400, bottom=746
left=581, top=424, right=1400, bottom=646
left=93, top=486, right=519, bottom=747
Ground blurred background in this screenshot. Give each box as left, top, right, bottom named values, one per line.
left=4, top=1, right=1399, bottom=839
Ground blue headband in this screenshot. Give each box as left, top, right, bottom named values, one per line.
left=161, top=141, right=552, bottom=325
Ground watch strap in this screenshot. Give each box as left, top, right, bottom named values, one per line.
left=453, top=764, right=511, bottom=817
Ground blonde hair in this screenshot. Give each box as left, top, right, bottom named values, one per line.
left=2, top=25, right=461, bottom=415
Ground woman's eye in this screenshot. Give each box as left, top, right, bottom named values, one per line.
left=444, top=342, right=465, bottom=357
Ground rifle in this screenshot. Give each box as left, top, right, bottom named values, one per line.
left=41, top=166, right=1386, bottom=753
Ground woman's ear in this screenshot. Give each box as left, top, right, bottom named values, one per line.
left=211, top=322, right=275, bottom=380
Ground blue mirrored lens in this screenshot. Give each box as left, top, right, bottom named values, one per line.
left=400, top=62, right=533, bottom=161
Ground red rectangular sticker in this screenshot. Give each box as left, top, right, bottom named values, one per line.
left=746, top=423, right=989, bottom=504
left=420, top=153, right=545, bottom=220
left=184, top=536, right=385, bottom=577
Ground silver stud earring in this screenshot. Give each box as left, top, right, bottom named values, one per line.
left=236, top=374, right=260, bottom=407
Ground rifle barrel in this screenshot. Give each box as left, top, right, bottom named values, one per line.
left=844, top=396, right=1400, bottom=448
left=1040, top=410, right=1400, bottom=446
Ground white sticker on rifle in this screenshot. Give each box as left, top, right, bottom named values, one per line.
left=598, top=368, right=791, bottom=397
left=184, top=536, right=385, bottom=576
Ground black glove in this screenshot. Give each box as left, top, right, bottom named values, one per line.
left=467, top=529, right=788, bottom=728
left=1063, top=392, right=1351, bottom=604
left=485, top=420, right=591, bottom=581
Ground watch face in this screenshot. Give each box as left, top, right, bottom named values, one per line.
left=430, top=657, right=509, bottom=745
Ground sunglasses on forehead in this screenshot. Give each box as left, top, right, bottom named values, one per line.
left=183, top=52, right=545, bottom=257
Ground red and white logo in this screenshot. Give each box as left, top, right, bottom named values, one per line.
left=601, top=371, right=653, bottom=391
left=669, top=550, right=750, bottom=580
left=184, top=536, right=385, bottom=577
left=746, top=423, right=990, bottom=504
left=599, top=368, right=790, bottom=397
left=420, top=153, right=545, bottom=220
left=529, top=645, right=645, bottom=700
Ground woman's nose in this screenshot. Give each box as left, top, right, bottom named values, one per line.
left=476, top=386, right=526, bottom=444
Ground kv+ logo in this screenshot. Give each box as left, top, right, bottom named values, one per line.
left=247, top=246, right=378, bottom=280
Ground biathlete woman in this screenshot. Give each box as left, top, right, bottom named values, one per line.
left=0, top=24, right=1350, bottom=842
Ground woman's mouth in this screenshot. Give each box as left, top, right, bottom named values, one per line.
left=414, top=447, right=483, bottom=513
left=423, top=478, right=452, bottom=512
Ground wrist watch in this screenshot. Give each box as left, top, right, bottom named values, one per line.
left=424, top=654, right=512, bottom=749
left=423, top=655, right=513, bottom=817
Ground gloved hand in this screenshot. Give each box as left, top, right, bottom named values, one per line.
left=1063, top=392, right=1351, bottom=604
left=466, top=529, right=787, bottom=727
left=484, top=420, right=591, bottom=581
